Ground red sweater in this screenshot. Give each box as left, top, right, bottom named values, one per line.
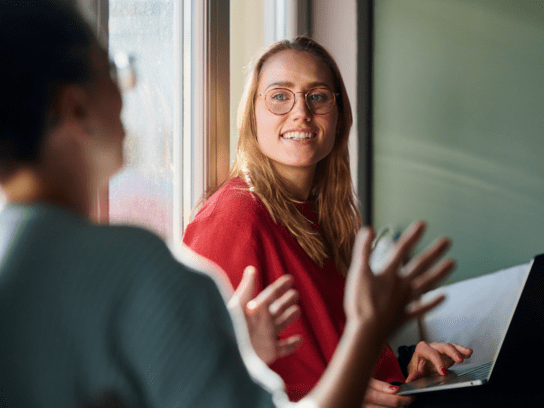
left=183, top=178, right=405, bottom=400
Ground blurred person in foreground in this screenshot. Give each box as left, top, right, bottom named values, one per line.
left=0, top=1, right=453, bottom=407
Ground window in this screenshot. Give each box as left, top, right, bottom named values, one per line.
left=108, top=0, right=176, bottom=243
left=86, top=0, right=230, bottom=249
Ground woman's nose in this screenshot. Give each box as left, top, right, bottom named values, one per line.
left=290, top=93, right=312, bottom=120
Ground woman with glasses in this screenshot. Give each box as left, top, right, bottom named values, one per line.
left=184, top=37, right=472, bottom=406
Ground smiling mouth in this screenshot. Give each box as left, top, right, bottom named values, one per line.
left=281, top=131, right=316, bottom=141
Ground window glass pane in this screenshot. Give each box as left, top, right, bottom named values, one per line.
left=108, top=0, right=174, bottom=241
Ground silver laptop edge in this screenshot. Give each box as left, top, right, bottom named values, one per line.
left=397, top=258, right=535, bottom=395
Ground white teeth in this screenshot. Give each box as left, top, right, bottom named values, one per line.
left=282, top=131, right=315, bottom=140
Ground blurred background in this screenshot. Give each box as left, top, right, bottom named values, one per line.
left=373, top=0, right=544, bottom=282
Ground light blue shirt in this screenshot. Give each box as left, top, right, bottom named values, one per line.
left=0, top=204, right=279, bottom=408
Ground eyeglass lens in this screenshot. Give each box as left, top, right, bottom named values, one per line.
left=265, top=88, right=335, bottom=115
left=110, top=53, right=137, bottom=92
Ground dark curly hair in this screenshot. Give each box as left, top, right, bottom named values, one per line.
left=0, top=0, right=96, bottom=177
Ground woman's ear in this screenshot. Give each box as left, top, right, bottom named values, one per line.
left=56, top=84, right=89, bottom=132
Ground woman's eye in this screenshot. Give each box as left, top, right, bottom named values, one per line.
left=271, top=92, right=290, bottom=101
left=308, top=92, right=326, bottom=102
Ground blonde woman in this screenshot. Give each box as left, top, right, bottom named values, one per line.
left=183, top=37, right=469, bottom=406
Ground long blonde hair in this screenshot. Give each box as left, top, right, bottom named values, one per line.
left=206, top=36, right=361, bottom=276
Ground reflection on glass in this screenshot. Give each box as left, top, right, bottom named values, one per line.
left=108, top=0, right=174, bottom=240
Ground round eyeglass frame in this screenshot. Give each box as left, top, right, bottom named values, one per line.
left=258, top=87, right=339, bottom=115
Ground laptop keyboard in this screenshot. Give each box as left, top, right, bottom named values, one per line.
left=397, top=361, right=493, bottom=395
left=443, top=361, right=493, bottom=385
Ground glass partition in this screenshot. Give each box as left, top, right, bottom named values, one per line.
left=373, top=0, right=544, bottom=283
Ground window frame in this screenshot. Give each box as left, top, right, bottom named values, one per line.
left=356, top=0, right=374, bottom=226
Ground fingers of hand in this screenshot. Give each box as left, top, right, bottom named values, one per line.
left=369, top=378, right=401, bottom=393
left=405, top=294, right=445, bottom=321
left=452, top=343, right=474, bottom=358
left=406, top=352, right=431, bottom=382
left=385, top=221, right=427, bottom=273
left=406, top=342, right=474, bottom=382
left=404, top=237, right=451, bottom=282
left=430, top=342, right=473, bottom=365
left=276, top=335, right=303, bottom=358
left=247, top=274, right=294, bottom=314
left=365, top=380, right=414, bottom=407
left=230, top=266, right=257, bottom=309
left=274, top=304, right=301, bottom=333
left=345, top=227, right=375, bottom=313
left=405, top=371, right=421, bottom=383
left=409, top=258, right=456, bottom=301
left=382, top=228, right=454, bottom=322
left=350, top=227, right=375, bottom=278
left=269, top=288, right=298, bottom=316
left=416, top=342, right=447, bottom=375
left=267, top=287, right=300, bottom=334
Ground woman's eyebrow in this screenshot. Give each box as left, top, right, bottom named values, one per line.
left=266, top=81, right=295, bottom=89
left=265, top=81, right=332, bottom=91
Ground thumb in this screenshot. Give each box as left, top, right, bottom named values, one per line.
left=231, top=266, right=257, bottom=310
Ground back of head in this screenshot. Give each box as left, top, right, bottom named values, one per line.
left=0, top=0, right=95, bottom=178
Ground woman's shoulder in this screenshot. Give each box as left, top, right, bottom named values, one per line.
left=192, top=177, right=270, bottom=225
left=183, top=178, right=273, bottom=272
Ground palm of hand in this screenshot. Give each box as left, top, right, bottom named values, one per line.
left=344, top=222, right=454, bottom=341
left=344, top=227, right=415, bottom=335
left=347, top=260, right=411, bottom=335
left=230, top=266, right=302, bottom=365
left=244, top=303, right=281, bottom=364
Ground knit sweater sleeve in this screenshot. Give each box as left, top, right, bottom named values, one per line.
left=114, top=232, right=275, bottom=408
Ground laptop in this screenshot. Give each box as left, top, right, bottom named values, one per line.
left=397, top=253, right=544, bottom=395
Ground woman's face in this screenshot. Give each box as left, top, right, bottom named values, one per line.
left=254, top=49, right=338, bottom=179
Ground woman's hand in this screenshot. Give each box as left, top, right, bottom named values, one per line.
left=405, top=341, right=473, bottom=382
left=344, top=220, right=455, bottom=338
left=363, top=378, right=414, bottom=407
left=304, top=221, right=454, bottom=408
left=229, top=266, right=302, bottom=364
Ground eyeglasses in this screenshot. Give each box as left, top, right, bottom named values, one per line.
left=109, top=52, right=137, bottom=92
left=259, top=87, right=339, bottom=115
